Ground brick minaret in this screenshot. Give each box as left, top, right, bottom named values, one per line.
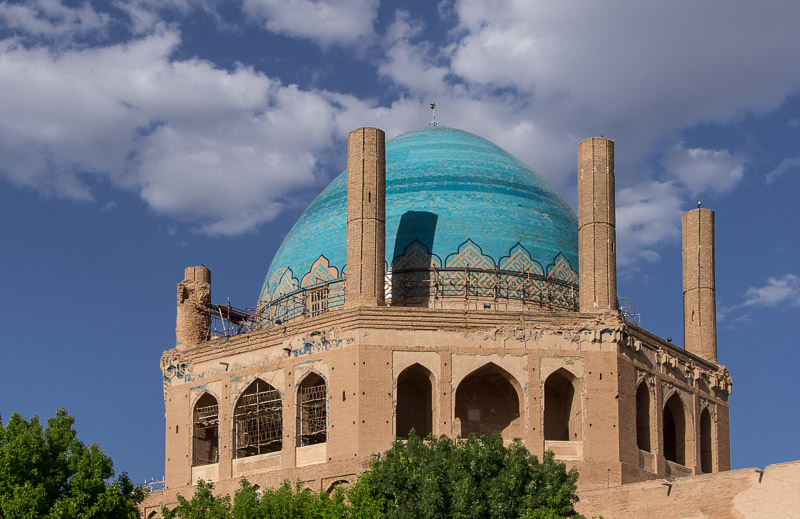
left=682, top=208, right=717, bottom=362
left=176, top=266, right=211, bottom=349
left=346, top=127, right=386, bottom=307
left=578, top=137, right=618, bottom=313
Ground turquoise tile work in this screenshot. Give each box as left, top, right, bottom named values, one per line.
left=260, top=125, right=578, bottom=304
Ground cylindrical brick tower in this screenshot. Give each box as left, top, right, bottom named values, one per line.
left=176, top=265, right=211, bottom=350
left=346, top=127, right=386, bottom=307
left=682, top=208, right=717, bottom=362
left=578, top=137, right=618, bottom=313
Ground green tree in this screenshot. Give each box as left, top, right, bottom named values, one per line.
left=349, top=432, right=584, bottom=519
left=166, top=479, right=348, bottom=519
left=0, top=408, right=144, bottom=519
left=162, top=480, right=231, bottom=519
left=163, top=433, right=585, bottom=519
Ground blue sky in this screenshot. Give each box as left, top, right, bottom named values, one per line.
left=1, top=0, right=799, bottom=484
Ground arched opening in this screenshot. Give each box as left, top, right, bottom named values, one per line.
left=454, top=363, right=522, bottom=439
left=297, top=373, right=327, bottom=446
left=396, top=364, right=434, bottom=439
left=326, top=479, right=350, bottom=494
left=663, top=393, right=687, bottom=465
left=636, top=383, right=651, bottom=452
left=233, top=379, right=282, bottom=458
left=544, top=369, right=582, bottom=441
left=192, top=393, right=219, bottom=466
left=700, top=408, right=713, bottom=473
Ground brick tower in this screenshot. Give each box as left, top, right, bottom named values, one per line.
left=682, top=207, right=717, bottom=362
left=345, top=127, right=386, bottom=307
left=578, top=137, right=618, bottom=312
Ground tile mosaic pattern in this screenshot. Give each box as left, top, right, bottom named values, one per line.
left=260, top=125, right=579, bottom=308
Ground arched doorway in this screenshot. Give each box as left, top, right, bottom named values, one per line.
left=297, top=373, right=327, bottom=446
left=700, top=408, right=713, bottom=473
left=663, top=393, right=688, bottom=465
left=396, top=364, right=434, bottom=439
left=233, top=379, right=282, bottom=458
left=636, top=383, right=651, bottom=452
left=454, top=363, right=522, bottom=439
left=192, top=393, right=219, bottom=466
left=543, top=369, right=582, bottom=441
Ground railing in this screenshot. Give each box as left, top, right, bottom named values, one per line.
left=142, top=477, right=165, bottom=492
left=255, top=267, right=579, bottom=329
left=207, top=267, right=580, bottom=334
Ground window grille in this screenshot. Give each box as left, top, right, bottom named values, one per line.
left=234, top=381, right=283, bottom=458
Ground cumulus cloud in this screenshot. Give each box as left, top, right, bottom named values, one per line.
left=615, top=181, right=683, bottom=267
left=766, top=157, right=800, bottom=185
left=242, top=0, right=378, bottom=45
left=378, top=11, right=449, bottom=95
left=0, top=30, right=362, bottom=234
left=0, top=0, right=109, bottom=39
left=741, top=274, right=800, bottom=308
left=662, top=143, right=745, bottom=196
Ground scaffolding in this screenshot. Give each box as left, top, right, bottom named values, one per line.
left=618, top=297, right=642, bottom=326
left=298, top=383, right=327, bottom=446
left=234, top=381, right=283, bottom=458
left=206, top=265, right=580, bottom=334
left=192, top=396, right=219, bottom=466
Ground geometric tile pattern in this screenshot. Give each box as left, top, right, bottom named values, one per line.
left=259, top=239, right=579, bottom=327
left=301, top=255, right=339, bottom=287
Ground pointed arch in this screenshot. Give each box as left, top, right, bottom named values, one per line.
left=663, top=393, right=688, bottom=465
left=544, top=368, right=582, bottom=441
left=396, top=363, right=434, bottom=439
left=700, top=407, right=713, bottom=473
left=233, top=379, right=282, bottom=458
left=297, top=372, right=327, bottom=446
left=192, top=392, right=219, bottom=466
left=636, top=382, right=652, bottom=452
left=455, top=363, right=523, bottom=440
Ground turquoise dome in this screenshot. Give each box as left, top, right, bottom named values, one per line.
left=260, top=125, right=578, bottom=304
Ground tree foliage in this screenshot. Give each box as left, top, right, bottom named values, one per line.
left=167, top=433, right=584, bottom=519
left=0, top=408, right=144, bottom=519
left=353, top=433, right=584, bottom=519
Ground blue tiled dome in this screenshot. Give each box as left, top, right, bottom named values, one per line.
left=260, top=125, right=578, bottom=304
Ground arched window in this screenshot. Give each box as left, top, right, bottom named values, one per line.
left=636, top=383, right=651, bottom=452
left=396, top=364, right=434, bottom=439
left=192, top=393, right=219, bottom=466
left=700, top=408, right=713, bottom=473
left=663, top=393, right=688, bottom=465
left=234, top=379, right=282, bottom=458
left=455, top=363, right=522, bottom=439
left=544, top=369, right=582, bottom=441
left=297, top=373, right=327, bottom=446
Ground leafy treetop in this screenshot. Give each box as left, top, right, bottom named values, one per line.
left=0, top=408, right=144, bottom=519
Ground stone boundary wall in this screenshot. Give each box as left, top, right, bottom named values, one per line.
left=576, top=460, right=800, bottom=519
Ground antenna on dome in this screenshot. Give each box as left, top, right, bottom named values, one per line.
left=429, top=102, right=437, bottom=127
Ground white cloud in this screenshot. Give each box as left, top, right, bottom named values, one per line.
left=662, top=142, right=745, bottom=196
left=615, top=181, right=683, bottom=267
left=0, top=0, right=109, bottom=39
left=442, top=0, right=800, bottom=186
left=742, top=274, right=800, bottom=308
left=766, top=157, right=800, bottom=185
left=242, top=0, right=378, bottom=45
left=378, top=11, right=449, bottom=95
left=0, top=30, right=361, bottom=234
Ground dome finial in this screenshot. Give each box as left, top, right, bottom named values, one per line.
left=429, top=102, right=437, bottom=127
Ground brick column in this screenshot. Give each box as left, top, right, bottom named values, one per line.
left=346, top=127, right=386, bottom=307
left=578, top=138, right=618, bottom=312
left=682, top=208, right=717, bottom=362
